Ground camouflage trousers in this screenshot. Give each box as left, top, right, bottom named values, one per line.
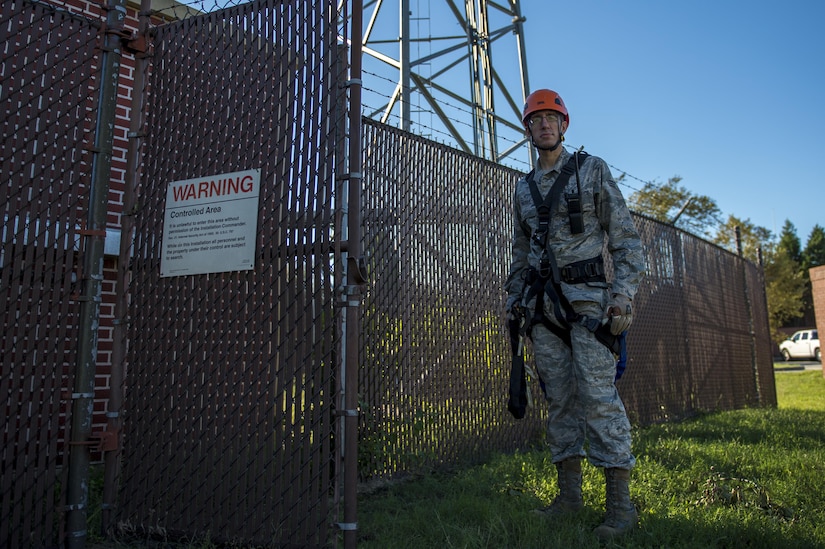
left=531, top=300, right=635, bottom=470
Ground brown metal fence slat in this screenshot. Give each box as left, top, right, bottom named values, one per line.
left=117, top=1, right=339, bottom=545
left=1, top=1, right=100, bottom=546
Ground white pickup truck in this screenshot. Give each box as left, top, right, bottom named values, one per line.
left=779, top=329, right=820, bottom=362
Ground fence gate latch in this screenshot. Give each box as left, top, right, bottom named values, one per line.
left=89, top=430, right=119, bottom=452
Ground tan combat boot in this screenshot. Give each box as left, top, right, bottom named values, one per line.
left=593, top=467, right=638, bottom=539
left=534, top=458, right=584, bottom=517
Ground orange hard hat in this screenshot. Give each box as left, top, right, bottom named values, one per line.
left=522, top=89, right=569, bottom=128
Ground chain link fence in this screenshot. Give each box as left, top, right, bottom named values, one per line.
left=117, top=0, right=344, bottom=546
left=1, top=1, right=102, bottom=545
left=358, top=120, right=776, bottom=481
left=1, top=0, right=775, bottom=546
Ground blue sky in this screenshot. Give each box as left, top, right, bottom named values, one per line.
left=519, top=1, right=825, bottom=244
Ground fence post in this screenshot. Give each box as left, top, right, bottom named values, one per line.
left=101, top=0, right=151, bottom=536
left=65, top=0, right=126, bottom=545
left=340, top=0, right=364, bottom=547
left=735, top=226, right=762, bottom=404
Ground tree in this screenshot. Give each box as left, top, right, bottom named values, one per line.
left=763, top=245, right=807, bottom=343
left=777, top=220, right=802, bottom=263
left=802, top=224, right=825, bottom=268
left=628, top=177, right=721, bottom=239
left=712, top=215, right=773, bottom=264
left=762, top=223, right=807, bottom=344
left=792, top=224, right=825, bottom=328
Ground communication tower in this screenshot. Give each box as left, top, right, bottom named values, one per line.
left=354, top=0, right=531, bottom=168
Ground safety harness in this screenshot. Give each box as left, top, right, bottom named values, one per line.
left=520, top=152, right=627, bottom=376
left=508, top=152, right=632, bottom=418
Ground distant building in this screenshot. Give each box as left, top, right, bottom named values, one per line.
left=810, top=265, right=825, bottom=374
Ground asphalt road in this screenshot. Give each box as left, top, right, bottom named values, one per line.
left=773, top=360, right=822, bottom=372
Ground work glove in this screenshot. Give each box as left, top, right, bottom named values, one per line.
left=605, top=293, right=632, bottom=335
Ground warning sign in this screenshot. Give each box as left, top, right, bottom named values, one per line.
left=160, top=169, right=261, bottom=277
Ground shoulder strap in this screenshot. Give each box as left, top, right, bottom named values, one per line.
left=526, top=152, right=586, bottom=255
left=525, top=154, right=579, bottom=211
left=527, top=153, right=587, bottom=217
left=566, top=152, right=589, bottom=234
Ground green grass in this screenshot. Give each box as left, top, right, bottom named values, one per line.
left=775, top=369, right=825, bottom=411
left=356, top=370, right=825, bottom=548
left=89, top=370, right=825, bottom=548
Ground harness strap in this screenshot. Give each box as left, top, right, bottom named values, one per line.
left=566, top=152, right=587, bottom=234
left=522, top=269, right=571, bottom=347
left=560, top=255, right=605, bottom=284
left=526, top=154, right=584, bottom=277
left=522, top=266, right=621, bottom=358
left=526, top=152, right=589, bottom=257
left=518, top=151, right=628, bottom=379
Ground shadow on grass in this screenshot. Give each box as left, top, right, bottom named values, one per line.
left=774, top=365, right=807, bottom=372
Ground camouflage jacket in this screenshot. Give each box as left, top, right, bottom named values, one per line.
left=505, top=147, right=645, bottom=309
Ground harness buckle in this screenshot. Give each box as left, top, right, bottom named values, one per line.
left=538, top=261, right=553, bottom=280
left=560, top=256, right=605, bottom=284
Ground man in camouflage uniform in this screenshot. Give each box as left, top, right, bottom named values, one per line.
left=505, top=89, right=645, bottom=539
